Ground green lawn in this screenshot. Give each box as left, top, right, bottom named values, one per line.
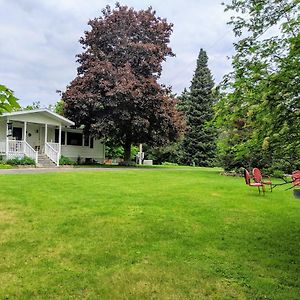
left=0, top=168, right=299, bottom=299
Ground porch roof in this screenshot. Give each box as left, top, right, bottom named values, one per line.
left=2, top=109, right=75, bottom=127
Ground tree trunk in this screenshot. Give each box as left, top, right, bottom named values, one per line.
left=123, top=137, right=132, bottom=165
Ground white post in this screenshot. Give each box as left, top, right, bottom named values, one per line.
left=24, top=121, right=27, bottom=142
left=44, top=124, right=48, bottom=145
left=6, top=118, right=9, bottom=157
left=44, top=124, right=48, bottom=154
left=58, top=125, right=62, bottom=166
left=139, top=143, right=142, bottom=165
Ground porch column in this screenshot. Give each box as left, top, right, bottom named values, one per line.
left=58, top=125, right=62, bottom=158
left=24, top=121, right=27, bottom=142
left=5, top=118, right=9, bottom=157
left=44, top=123, right=48, bottom=145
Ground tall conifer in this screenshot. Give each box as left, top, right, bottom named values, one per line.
left=181, top=49, right=216, bottom=166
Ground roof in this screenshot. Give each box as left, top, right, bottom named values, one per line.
left=2, top=109, right=75, bottom=126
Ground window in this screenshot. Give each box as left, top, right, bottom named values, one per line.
left=13, top=127, right=23, bottom=140
left=84, top=135, right=89, bottom=147
left=90, top=137, right=94, bottom=149
left=67, top=132, right=82, bottom=146
left=55, top=129, right=65, bottom=144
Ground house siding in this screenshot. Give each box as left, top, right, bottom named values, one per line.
left=0, top=118, right=6, bottom=141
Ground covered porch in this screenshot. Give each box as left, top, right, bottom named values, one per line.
left=0, top=109, right=75, bottom=166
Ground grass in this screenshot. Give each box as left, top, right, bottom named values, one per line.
left=0, top=167, right=299, bottom=299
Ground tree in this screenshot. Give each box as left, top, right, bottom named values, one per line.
left=63, top=4, right=184, bottom=163
left=0, top=84, right=20, bottom=113
left=53, top=100, right=64, bottom=115
left=176, top=88, right=190, bottom=113
left=24, top=101, right=41, bottom=110
left=216, top=0, right=300, bottom=172
left=181, top=49, right=216, bottom=166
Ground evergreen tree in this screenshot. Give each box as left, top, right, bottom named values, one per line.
left=176, top=88, right=190, bottom=113
left=181, top=49, right=216, bottom=166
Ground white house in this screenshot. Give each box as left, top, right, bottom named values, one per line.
left=0, top=109, right=105, bottom=166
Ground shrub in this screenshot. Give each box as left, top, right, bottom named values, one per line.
left=59, top=156, right=74, bottom=166
left=6, top=156, right=36, bottom=166
left=161, top=162, right=179, bottom=166
left=0, top=164, right=12, bottom=169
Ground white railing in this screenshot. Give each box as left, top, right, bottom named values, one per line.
left=24, top=141, right=38, bottom=164
left=45, top=142, right=59, bottom=166
left=7, top=140, right=24, bottom=159
left=6, top=140, right=38, bottom=163
left=47, top=142, right=60, bottom=152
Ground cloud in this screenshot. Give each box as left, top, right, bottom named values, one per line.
left=0, top=0, right=235, bottom=106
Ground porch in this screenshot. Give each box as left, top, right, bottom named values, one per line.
left=0, top=109, right=75, bottom=166
left=0, top=122, right=61, bottom=166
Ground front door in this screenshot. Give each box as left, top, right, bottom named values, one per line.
left=26, top=124, right=42, bottom=152
left=12, top=127, right=23, bottom=140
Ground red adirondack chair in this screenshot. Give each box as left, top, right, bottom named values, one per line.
left=252, top=168, right=273, bottom=191
left=244, top=169, right=265, bottom=194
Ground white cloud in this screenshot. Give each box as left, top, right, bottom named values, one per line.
left=0, top=0, right=236, bottom=106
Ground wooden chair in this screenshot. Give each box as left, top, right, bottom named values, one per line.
left=244, top=169, right=265, bottom=194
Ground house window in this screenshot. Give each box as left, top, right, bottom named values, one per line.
left=13, top=127, right=23, bottom=140
left=90, top=137, right=94, bottom=149
left=67, top=132, right=82, bottom=146
left=84, top=135, right=89, bottom=147
left=55, top=129, right=65, bottom=144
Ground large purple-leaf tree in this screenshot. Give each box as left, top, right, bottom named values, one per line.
left=63, top=4, right=184, bottom=162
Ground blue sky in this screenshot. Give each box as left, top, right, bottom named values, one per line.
left=0, top=0, right=236, bottom=106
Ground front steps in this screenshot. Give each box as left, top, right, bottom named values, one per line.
left=37, top=154, right=57, bottom=168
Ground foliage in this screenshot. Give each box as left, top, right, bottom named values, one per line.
left=59, top=156, right=74, bottom=166
left=161, top=161, right=179, bottom=166
left=0, top=84, right=20, bottom=113
left=180, top=49, right=217, bottom=166
left=176, top=88, right=190, bottom=113
left=105, top=144, right=138, bottom=161
left=145, top=142, right=182, bottom=165
left=216, top=0, right=300, bottom=173
left=0, top=164, right=12, bottom=169
left=63, top=4, right=184, bottom=163
left=0, top=169, right=299, bottom=299
left=6, top=156, right=35, bottom=166
left=23, top=101, right=42, bottom=111
left=53, top=100, right=64, bottom=115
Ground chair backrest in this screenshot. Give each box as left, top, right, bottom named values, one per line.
left=252, top=168, right=262, bottom=183
left=244, top=169, right=251, bottom=185
left=292, top=170, right=300, bottom=187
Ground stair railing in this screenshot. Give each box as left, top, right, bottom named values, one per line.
left=24, top=141, right=38, bottom=164
left=45, top=142, right=59, bottom=166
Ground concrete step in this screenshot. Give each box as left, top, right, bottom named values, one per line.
left=37, top=154, right=57, bottom=168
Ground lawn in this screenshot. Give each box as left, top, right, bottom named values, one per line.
left=0, top=168, right=299, bottom=299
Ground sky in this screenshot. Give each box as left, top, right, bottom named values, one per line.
left=0, top=0, right=236, bottom=107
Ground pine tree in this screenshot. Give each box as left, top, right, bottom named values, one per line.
left=181, top=49, right=216, bottom=166
left=176, top=88, right=190, bottom=113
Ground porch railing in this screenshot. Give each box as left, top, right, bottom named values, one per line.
left=45, top=142, right=59, bottom=166
left=7, top=140, right=38, bottom=163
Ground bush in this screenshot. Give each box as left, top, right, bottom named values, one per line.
left=0, top=164, right=12, bottom=169
left=6, top=156, right=36, bottom=166
left=161, top=162, right=179, bottom=166
left=59, top=156, right=74, bottom=166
